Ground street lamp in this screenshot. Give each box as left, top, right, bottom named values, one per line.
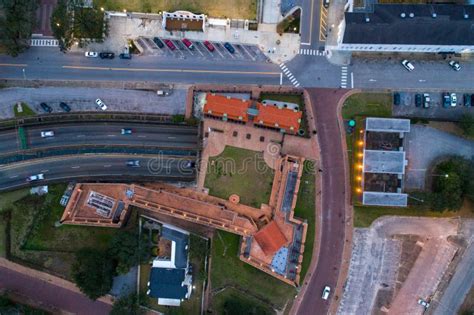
left=100, top=7, right=104, bottom=11
left=432, top=174, right=449, bottom=178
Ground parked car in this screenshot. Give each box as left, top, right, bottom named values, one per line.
left=415, top=94, right=422, bottom=107
left=224, top=42, right=235, bottom=54
left=85, top=51, right=98, bottom=58
left=417, top=299, right=430, bottom=309
left=449, top=60, right=461, bottom=71
left=119, top=53, right=132, bottom=59
left=95, top=98, right=107, bottom=111
left=26, top=174, right=44, bottom=182
left=322, top=286, right=331, bottom=300
left=59, top=102, right=71, bottom=112
left=40, top=130, right=54, bottom=138
left=40, top=102, right=52, bottom=113
left=164, top=39, right=176, bottom=50
left=153, top=37, right=164, bottom=48
left=423, top=93, right=430, bottom=108
left=126, top=160, right=140, bottom=167
left=442, top=92, right=451, bottom=108
left=182, top=38, right=194, bottom=50
left=463, top=94, right=471, bottom=107
left=393, top=92, right=401, bottom=106
left=121, top=128, right=132, bottom=135
left=99, top=52, right=115, bottom=59
left=401, top=59, right=414, bottom=71
left=203, top=40, right=215, bottom=52
left=450, top=93, right=457, bottom=107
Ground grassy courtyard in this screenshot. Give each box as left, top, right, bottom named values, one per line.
left=211, top=287, right=274, bottom=315
left=210, top=231, right=295, bottom=310
left=205, top=146, right=275, bottom=208
left=93, top=0, right=257, bottom=19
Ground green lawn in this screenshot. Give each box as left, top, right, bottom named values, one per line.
left=205, top=146, right=274, bottom=208
left=0, top=188, right=30, bottom=212
left=210, top=231, right=295, bottom=309
left=341, top=92, right=392, bottom=120
left=211, top=287, right=274, bottom=315
left=93, top=0, right=257, bottom=19
left=13, top=102, right=36, bottom=117
left=0, top=216, right=6, bottom=257
left=293, top=160, right=316, bottom=282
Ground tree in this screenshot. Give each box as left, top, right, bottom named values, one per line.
left=108, top=230, right=150, bottom=275
left=72, top=248, right=115, bottom=300
left=51, top=0, right=74, bottom=52
left=110, top=293, right=145, bottom=315
left=0, top=0, right=38, bottom=56
left=459, top=113, right=474, bottom=138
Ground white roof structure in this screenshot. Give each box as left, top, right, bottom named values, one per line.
left=363, top=192, right=408, bottom=207
left=365, top=117, right=410, bottom=133
left=363, top=150, right=406, bottom=174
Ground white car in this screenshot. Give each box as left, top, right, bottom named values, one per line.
left=85, top=51, right=98, bottom=58
left=322, top=286, right=331, bottom=300
left=401, top=59, right=414, bottom=72
left=450, top=93, right=457, bottom=107
left=449, top=60, right=461, bottom=71
left=95, top=98, right=107, bottom=111
left=40, top=130, right=55, bottom=138
left=417, top=298, right=430, bottom=308
left=26, top=174, right=44, bottom=182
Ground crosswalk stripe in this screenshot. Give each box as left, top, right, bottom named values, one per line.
left=295, top=83, right=300, bottom=87
left=283, top=69, right=290, bottom=75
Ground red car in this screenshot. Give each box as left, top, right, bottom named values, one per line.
left=164, top=39, right=176, bottom=50
left=182, top=38, right=194, bottom=50
left=203, top=40, right=215, bottom=52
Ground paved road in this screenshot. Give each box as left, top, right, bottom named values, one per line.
left=0, top=123, right=198, bottom=154
left=0, top=154, right=195, bottom=191
left=0, top=266, right=111, bottom=315
left=297, top=89, right=348, bottom=314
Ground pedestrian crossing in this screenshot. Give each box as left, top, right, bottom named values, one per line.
left=30, top=38, right=59, bottom=47
left=279, top=63, right=301, bottom=88
left=340, top=66, right=348, bottom=88
left=299, top=48, right=328, bottom=56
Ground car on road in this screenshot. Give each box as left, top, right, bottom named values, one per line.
left=401, top=59, right=414, bottom=72
left=417, top=298, right=430, bottom=309
left=323, top=0, right=330, bottom=8
left=59, top=102, right=71, bottom=112
left=85, top=51, right=98, bottom=58
left=463, top=94, right=471, bottom=107
left=182, top=38, right=194, bottom=50
left=450, top=93, right=457, bottom=107
left=99, top=52, right=115, bottom=59
left=153, top=37, right=164, bottom=48
left=126, top=160, right=140, bottom=167
left=224, top=42, right=235, bottom=54
left=203, top=40, right=215, bottom=52
left=423, top=93, right=430, bottom=108
left=40, top=102, right=52, bottom=113
left=322, top=286, right=331, bottom=300
left=448, top=60, right=461, bottom=71
left=415, top=94, right=422, bottom=107
left=185, top=161, right=196, bottom=169
left=442, top=92, right=451, bottom=108
left=121, top=128, right=132, bottom=135
left=393, top=92, right=401, bottom=106
left=26, top=174, right=44, bottom=182
left=119, top=53, right=132, bottom=59
left=95, top=98, right=107, bottom=111
left=40, top=130, right=55, bottom=138
left=164, top=39, right=176, bottom=50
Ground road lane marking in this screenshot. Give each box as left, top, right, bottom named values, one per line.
left=71, top=166, right=80, bottom=169
left=62, top=66, right=279, bottom=76
left=351, top=72, right=354, bottom=89
left=41, top=169, right=49, bottom=173
left=0, top=63, right=28, bottom=67
left=341, top=66, right=348, bottom=88
left=167, top=136, right=176, bottom=139
left=9, top=175, right=18, bottom=178
left=107, top=134, right=117, bottom=137
left=76, top=135, right=85, bottom=137
left=104, top=165, right=112, bottom=167
left=138, top=135, right=147, bottom=138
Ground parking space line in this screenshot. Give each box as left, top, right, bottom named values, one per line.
left=193, top=44, right=205, bottom=57
left=220, top=45, right=236, bottom=59
left=212, top=43, right=226, bottom=59
left=240, top=45, right=257, bottom=61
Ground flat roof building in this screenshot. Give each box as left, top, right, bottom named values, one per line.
left=203, top=93, right=251, bottom=123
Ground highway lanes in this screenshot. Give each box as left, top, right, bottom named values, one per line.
left=0, top=154, right=195, bottom=191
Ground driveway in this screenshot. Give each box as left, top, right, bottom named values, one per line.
left=404, top=124, right=474, bottom=190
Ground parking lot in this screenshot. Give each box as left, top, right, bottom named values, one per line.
left=393, top=91, right=473, bottom=121
left=134, top=37, right=269, bottom=63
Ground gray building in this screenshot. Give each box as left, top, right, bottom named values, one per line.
left=340, top=4, right=474, bottom=54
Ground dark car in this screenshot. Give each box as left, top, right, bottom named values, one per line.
left=164, top=39, right=176, bottom=50
left=119, top=53, right=132, bottom=59
left=442, top=92, right=451, bottom=108
left=224, top=42, right=235, bottom=54
left=99, top=52, right=115, bottom=59
left=40, top=102, right=52, bottom=113
left=59, top=102, right=71, bottom=112
left=153, top=37, right=164, bottom=48
left=464, top=94, right=471, bottom=107
left=393, top=93, right=401, bottom=106
left=203, top=40, right=215, bottom=52
left=414, top=94, right=422, bottom=107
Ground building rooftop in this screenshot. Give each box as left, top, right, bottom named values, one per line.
left=255, top=103, right=302, bottom=131
left=363, top=150, right=406, bottom=174
left=161, top=226, right=189, bottom=269
left=344, top=5, right=474, bottom=46
left=365, top=117, right=411, bottom=133
left=363, top=191, right=408, bottom=207
left=149, top=268, right=188, bottom=300
left=254, top=221, right=288, bottom=256
left=203, top=93, right=251, bottom=122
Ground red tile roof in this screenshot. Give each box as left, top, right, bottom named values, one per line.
left=203, top=93, right=251, bottom=122
left=254, top=221, right=288, bottom=256
left=255, top=103, right=302, bottom=132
